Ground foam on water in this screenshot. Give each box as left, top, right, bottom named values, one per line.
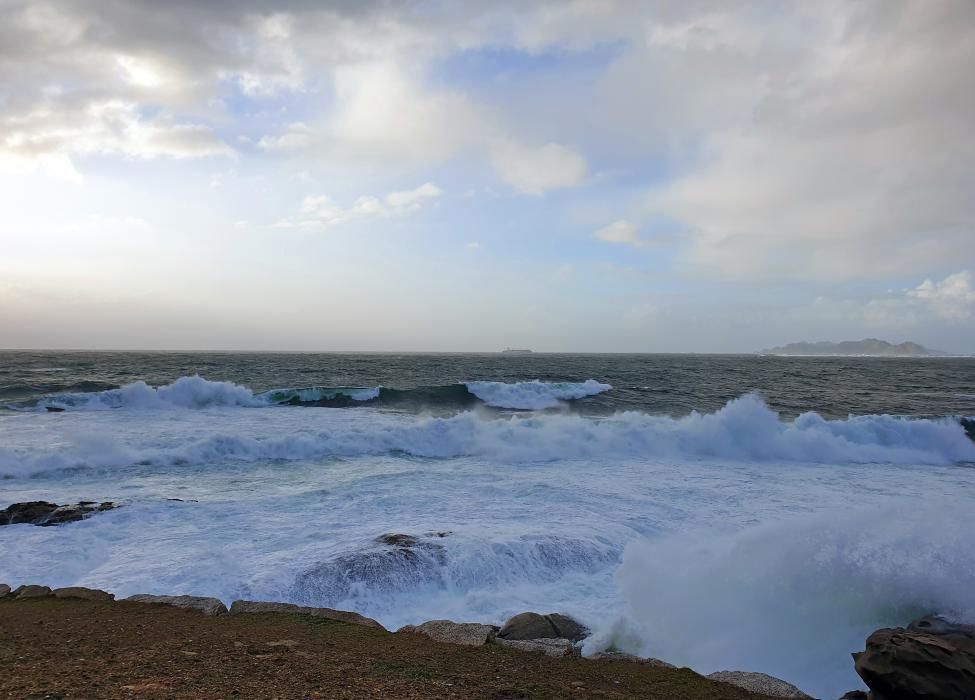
left=24, top=375, right=612, bottom=412
left=3, top=359, right=975, bottom=699
left=464, top=379, right=612, bottom=409
left=37, top=375, right=265, bottom=410
left=3, top=393, right=973, bottom=478
left=607, top=503, right=975, bottom=698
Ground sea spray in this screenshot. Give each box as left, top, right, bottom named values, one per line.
left=609, top=503, right=975, bottom=698
left=3, top=393, right=973, bottom=478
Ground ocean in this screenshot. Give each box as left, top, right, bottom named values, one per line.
left=2, top=351, right=974, bottom=697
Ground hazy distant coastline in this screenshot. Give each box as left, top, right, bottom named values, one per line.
left=760, top=338, right=947, bottom=357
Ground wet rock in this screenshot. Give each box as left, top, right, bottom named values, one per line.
left=706, top=671, right=811, bottom=699
left=397, top=620, right=498, bottom=646
left=14, top=585, right=53, bottom=599
left=497, top=611, right=589, bottom=643
left=853, top=625, right=975, bottom=700
left=1, top=501, right=117, bottom=526
left=52, top=587, right=114, bottom=602
left=229, top=600, right=384, bottom=630
left=589, top=651, right=675, bottom=668
left=495, top=637, right=578, bottom=657
left=125, top=594, right=228, bottom=616
left=292, top=537, right=447, bottom=603
left=45, top=406, right=65, bottom=413
left=376, top=533, right=419, bottom=547
left=907, top=614, right=975, bottom=638
left=0, top=584, right=10, bottom=598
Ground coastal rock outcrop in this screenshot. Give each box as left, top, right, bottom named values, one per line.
left=495, top=637, right=579, bottom=657
left=291, top=533, right=448, bottom=603
left=853, top=616, right=975, bottom=700
left=706, top=671, right=811, bottom=698
left=1, top=501, right=117, bottom=526
left=52, top=587, right=114, bottom=601
left=497, top=611, right=589, bottom=643
left=125, top=594, right=228, bottom=616
left=229, top=600, right=384, bottom=630
left=397, top=620, right=498, bottom=646
left=13, top=585, right=53, bottom=599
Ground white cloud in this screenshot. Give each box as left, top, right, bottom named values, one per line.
left=385, top=182, right=443, bottom=210
left=808, top=271, right=975, bottom=330
left=642, top=2, right=975, bottom=281
left=259, top=61, right=590, bottom=195
left=906, top=271, right=975, bottom=320
left=328, top=62, right=489, bottom=162
left=1, top=99, right=232, bottom=162
left=594, top=220, right=642, bottom=247
left=491, top=141, right=587, bottom=195
left=275, top=182, right=443, bottom=230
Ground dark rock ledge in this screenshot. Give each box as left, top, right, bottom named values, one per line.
left=852, top=614, right=975, bottom=700
left=1, top=501, right=118, bottom=526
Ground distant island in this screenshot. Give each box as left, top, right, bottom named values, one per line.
left=760, top=338, right=946, bottom=357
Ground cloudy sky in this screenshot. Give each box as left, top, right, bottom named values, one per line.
left=1, top=0, right=973, bottom=352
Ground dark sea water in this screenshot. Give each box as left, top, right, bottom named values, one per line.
left=2, top=351, right=974, bottom=698
left=2, top=350, right=974, bottom=418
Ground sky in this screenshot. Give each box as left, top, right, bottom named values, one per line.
left=1, top=0, right=973, bottom=353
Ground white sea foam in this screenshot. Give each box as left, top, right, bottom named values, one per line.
left=256, top=386, right=381, bottom=403
left=3, top=393, right=973, bottom=478
left=39, top=375, right=264, bottom=410
left=35, top=376, right=382, bottom=411
left=465, top=379, right=612, bottom=409
left=607, top=503, right=975, bottom=697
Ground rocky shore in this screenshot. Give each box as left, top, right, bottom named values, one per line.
left=1, top=592, right=773, bottom=700
left=3, top=506, right=975, bottom=698
left=4, top=582, right=973, bottom=698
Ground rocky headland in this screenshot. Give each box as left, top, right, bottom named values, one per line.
left=3, top=510, right=974, bottom=698
left=4, top=580, right=973, bottom=698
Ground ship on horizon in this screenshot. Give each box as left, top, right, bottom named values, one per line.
left=501, top=347, right=533, bottom=354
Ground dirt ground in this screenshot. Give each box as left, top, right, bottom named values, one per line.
left=0, top=598, right=770, bottom=699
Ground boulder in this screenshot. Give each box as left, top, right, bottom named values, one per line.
left=229, top=600, right=384, bottom=630
left=52, top=587, right=115, bottom=602
left=376, top=533, right=419, bottom=547
left=497, top=611, right=589, bottom=643
left=0, top=584, right=10, bottom=598
left=706, top=671, right=811, bottom=699
left=495, top=637, right=578, bottom=657
left=397, top=620, right=497, bottom=646
left=853, top=625, right=975, bottom=700
left=589, top=651, right=675, bottom=668
left=1, top=501, right=117, bottom=526
left=125, top=594, right=228, bottom=616
left=14, top=585, right=53, bottom=599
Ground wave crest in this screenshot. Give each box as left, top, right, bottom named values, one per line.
left=465, top=379, right=612, bottom=409
left=24, top=375, right=612, bottom=412
left=3, top=394, right=973, bottom=478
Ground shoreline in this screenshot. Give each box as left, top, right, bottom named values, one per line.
left=3, top=584, right=973, bottom=698
left=1, top=592, right=770, bottom=700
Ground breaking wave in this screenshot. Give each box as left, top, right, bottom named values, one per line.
left=3, top=393, right=973, bottom=478
left=291, top=534, right=621, bottom=616
left=19, top=375, right=611, bottom=412
left=608, top=502, right=975, bottom=698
